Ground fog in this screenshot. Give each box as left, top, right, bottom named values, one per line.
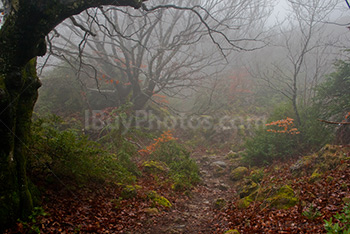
left=34, top=0, right=349, bottom=122
left=2, top=1, right=350, bottom=232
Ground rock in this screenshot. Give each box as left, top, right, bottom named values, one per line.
left=199, top=155, right=210, bottom=164
left=224, top=229, right=240, bottom=234
left=226, top=151, right=239, bottom=159
left=217, top=183, right=229, bottom=191
left=239, top=180, right=259, bottom=198
left=237, top=196, right=253, bottom=209
left=319, top=144, right=337, bottom=154
left=143, top=207, right=159, bottom=215
left=238, top=184, right=297, bottom=210
left=249, top=169, right=264, bottom=183
left=308, top=169, right=322, bottom=183
left=290, top=144, right=350, bottom=177
left=212, top=161, right=227, bottom=168
left=230, top=167, right=249, bottom=181
left=213, top=166, right=226, bottom=177
left=229, top=158, right=242, bottom=168
left=267, top=185, right=298, bottom=209
left=121, top=185, right=141, bottom=199
left=147, top=191, right=172, bottom=208
left=213, top=198, right=227, bottom=210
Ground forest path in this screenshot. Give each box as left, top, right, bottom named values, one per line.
left=139, top=150, right=236, bottom=234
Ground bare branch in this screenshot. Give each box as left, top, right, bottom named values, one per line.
left=69, top=16, right=97, bottom=37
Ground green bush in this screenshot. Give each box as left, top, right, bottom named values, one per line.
left=316, top=60, right=350, bottom=121
left=150, top=141, right=200, bottom=191
left=299, top=106, right=333, bottom=150
left=242, top=125, right=299, bottom=166
left=242, top=100, right=333, bottom=166
left=324, top=203, right=350, bottom=233
left=29, top=115, right=137, bottom=184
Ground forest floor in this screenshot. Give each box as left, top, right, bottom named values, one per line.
left=5, top=145, right=350, bottom=234
left=135, top=148, right=236, bottom=234
left=5, top=147, right=237, bottom=234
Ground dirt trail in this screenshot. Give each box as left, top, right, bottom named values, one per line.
left=139, top=150, right=236, bottom=234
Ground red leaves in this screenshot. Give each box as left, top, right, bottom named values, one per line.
left=138, top=130, right=177, bottom=155
left=152, top=93, right=169, bottom=105
left=266, top=117, right=300, bottom=134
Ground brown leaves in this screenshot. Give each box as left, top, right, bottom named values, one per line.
left=212, top=157, right=350, bottom=234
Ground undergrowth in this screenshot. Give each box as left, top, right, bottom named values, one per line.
left=150, top=140, right=200, bottom=191
left=28, top=115, right=137, bottom=185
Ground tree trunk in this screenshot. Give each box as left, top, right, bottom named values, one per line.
left=0, top=59, right=41, bottom=231
left=292, top=94, right=302, bottom=127
left=0, top=1, right=143, bottom=230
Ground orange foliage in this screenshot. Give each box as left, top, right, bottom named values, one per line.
left=152, top=93, right=169, bottom=105
left=138, top=130, right=177, bottom=155
left=266, top=117, right=300, bottom=134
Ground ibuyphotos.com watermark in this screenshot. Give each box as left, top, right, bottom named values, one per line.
left=84, top=110, right=267, bottom=134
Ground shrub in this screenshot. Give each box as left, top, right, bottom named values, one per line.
left=242, top=100, right=333, bottom=166
left=153, top=141, right=200, bottom=191
left=242, top=125, right=299, bottom=166
left=324, top=203, right=350, bottom=233
left=28, top=115, right=137, bottom=185
left=140, top=133, right=200, bottom=191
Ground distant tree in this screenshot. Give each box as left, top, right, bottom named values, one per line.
left=251, top=0, right=341, bottom=126
left=317, top=60, right=350, bottom=120
left=44, top=0, right=272, bottom=111
left=316, top=60, right=350, bottom=145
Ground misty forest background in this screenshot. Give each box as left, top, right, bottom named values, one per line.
left=2, top=0, right=350, bottom=233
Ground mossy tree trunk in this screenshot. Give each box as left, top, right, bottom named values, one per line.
left=0, top=59, right=41, bottom=231
left=0, top=0, right=144, bottom=231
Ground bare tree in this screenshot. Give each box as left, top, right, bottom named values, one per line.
left=42, top=0, right=273, bottom=111
left=250, top=0, right=342, bottom=126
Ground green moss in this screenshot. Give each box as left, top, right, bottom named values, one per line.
left=142, top=160, right=168, bottom=174
left=249, top=169, right=264, bottom=183
left=239, top=181, right=259, bottom=198
left=237, top=196, right=253, bottom=209
left=267, top=185, right=298, bottom=209
left=308, top=169, right=322, bottom=183
left=121, top=185, right=141, bottom=199
left=224, top=230, right=240, bottom=234
left=231, top=167, right=248, bottom=181
left=238, top=183, right=297, bottom=210
left=213, top=198, right=227, bottom=210
left=147, top=191, right=172, bottom=208
left=226, top=151, right=239, bottom=159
